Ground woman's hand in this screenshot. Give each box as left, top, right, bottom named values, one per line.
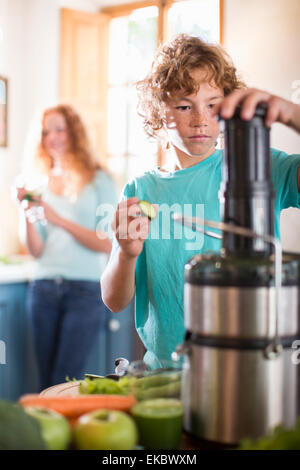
left=214, top=88, right=300, bottom=130
left=13, top=186, right=40, bottom=206
left=13, top=187, right=41, bottom=222
left=33, top=197, right=62, bottom=226
left=111, top=197, right=151, bottom=259
left=15, top=187, right=28, bottom=203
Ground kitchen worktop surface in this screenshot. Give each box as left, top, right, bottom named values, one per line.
left=0, top=255, right=36, bottom=283
left=40, top=382, right=235, bottom=451
left=180, top=432, right=235, bottom=450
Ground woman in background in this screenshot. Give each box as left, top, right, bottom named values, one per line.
left=16, top=104, right=117, bottom=391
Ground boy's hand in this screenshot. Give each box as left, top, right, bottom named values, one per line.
left=214, top=88, right=299, bottom=129
left=111, top=197, right=151, bottom=259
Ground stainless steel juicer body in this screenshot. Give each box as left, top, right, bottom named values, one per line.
left=181, top=338, right=298, bottom=444
left=181, top=282, right=299, bottom=444
left=173, top=105, right=300, bottom=445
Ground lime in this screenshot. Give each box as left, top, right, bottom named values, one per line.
left=138, top=200, right=157, bottom=220
left=130, top=398, right=183, bottom=449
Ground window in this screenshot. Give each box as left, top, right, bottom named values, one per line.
left=104, top=0, right=222, bottom=187
left=168, top=0, right=221, bottom=42
left=107, top=6, right=159, bottom=188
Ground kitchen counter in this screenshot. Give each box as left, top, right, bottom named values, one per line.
left=0, top=255, right=36, bottom=284
left=180, top=432, right=234, bottom=450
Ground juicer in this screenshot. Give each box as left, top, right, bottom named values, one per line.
left=173, top=104, right=300, bottom=445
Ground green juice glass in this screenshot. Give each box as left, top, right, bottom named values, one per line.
left=131, top=398, right=183, bottom=450
left=127, top=360, right=183, bottom=449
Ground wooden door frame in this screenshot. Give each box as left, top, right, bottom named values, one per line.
left=60, top=1, right=223, bottom=168
left=102, top=0, right=223, bottom=45
left=101, top=0, right=223, bottom=167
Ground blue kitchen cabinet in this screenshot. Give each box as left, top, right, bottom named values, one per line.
left=0, top=282, right=30, bottom=401
left=83, top=323, right=107, bottom=378
left=105, top=300, right=136, bottom=374
left=0, top=282, right=137, bottom=400
left=84, top=299, right=136, bottom=377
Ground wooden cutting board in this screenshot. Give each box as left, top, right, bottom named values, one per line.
left=40, top=381, right=82, bottom=397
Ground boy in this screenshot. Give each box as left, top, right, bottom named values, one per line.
left=101, top=34, right=300, bottom=369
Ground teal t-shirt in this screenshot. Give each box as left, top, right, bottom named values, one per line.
left=108, top=148, right=300, bottom=368
left=33, top=170, right=118, bottom=281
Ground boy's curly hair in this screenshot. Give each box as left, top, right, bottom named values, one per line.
left=136, top=34, right=246, bottom=142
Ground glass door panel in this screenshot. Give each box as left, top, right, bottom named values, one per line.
left=168, top=0, right=221, bottom=43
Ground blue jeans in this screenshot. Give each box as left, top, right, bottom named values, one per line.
left=27, top=278, right=109, bottom=391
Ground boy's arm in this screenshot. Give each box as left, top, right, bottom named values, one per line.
left=216, top=88, right=300, bottom=131
left=286, top=102, right=300, bottom=135
left=215, top=89, right=300, bottom=190
left=101, top=249, right=137, bottom=313
left=101, top=197, right=150, bottom=313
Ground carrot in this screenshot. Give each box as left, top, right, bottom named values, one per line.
left=18, top=394, right=137, bottom=419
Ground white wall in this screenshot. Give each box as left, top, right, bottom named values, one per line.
left=223, top=0, right=300, bottom=252
left=0, top=0, right=299, bottom=255
left=0, top=0, right=26, bottom=255
left=59, top=0, right=99, bottom=12
left=23, top=1, right=60, bottom=128
left=59, top=0, right=136, bottom=12
left=0, top=0, right=111, bottom=256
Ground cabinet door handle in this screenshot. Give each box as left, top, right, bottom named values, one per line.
left=108, top=319, right=120, bottom=332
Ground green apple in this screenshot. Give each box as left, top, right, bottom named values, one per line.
left=73, top=409, right=138, bottom=450
left=24, top=406, right=71, bottom=450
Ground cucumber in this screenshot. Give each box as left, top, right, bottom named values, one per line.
left=135, top=372, right=181, bottom=389
left=138, top=200, right=157, bottom=220
left=134, top=381, right=181, bottom=401
left=84, top=373, right=103, bottom=380
left=130, top=371, right=181, bottom=401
